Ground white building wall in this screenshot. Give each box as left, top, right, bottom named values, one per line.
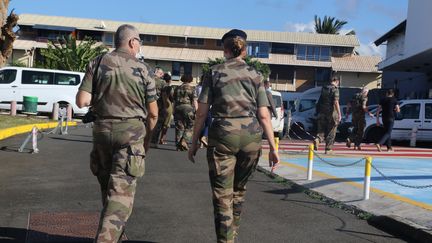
left=404, top=0, right=432, bottom=58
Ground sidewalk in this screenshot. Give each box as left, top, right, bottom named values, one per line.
left=259, top=141, right=432, bottom=243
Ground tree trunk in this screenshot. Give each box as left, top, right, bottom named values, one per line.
left=0, top=0, right=18, bottom=68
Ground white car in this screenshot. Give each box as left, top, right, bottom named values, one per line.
left=269, top=90, right=285, bottom=139
left=363, top=99, right=432, bottom=142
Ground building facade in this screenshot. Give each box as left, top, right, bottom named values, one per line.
left=10, top=14, right=381, bottom=91
left=374, top=0, right=432, bottom=99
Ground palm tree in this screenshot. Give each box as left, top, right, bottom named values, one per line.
left=0, top=0, right=19, bottom=67
left=314, top=15, right=348, bottom=35
left=39, top=35, right=108, bottom=72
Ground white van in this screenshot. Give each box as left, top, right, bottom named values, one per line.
left=363, top=99, right=432, bottom=142
left=0, top=67, right=87, bottom=115
left=269, top=90, right=285, bottom=139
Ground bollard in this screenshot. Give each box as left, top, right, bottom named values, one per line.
left=363, top=156, right=372, bottom=200
left=66, top=104, right=73, bottom=121
left=31, top=126, right=39, bottom=153
left=52, top=103, right=59, bottom=121
left=307, top=144, right=314, bottom=180
left=410, top=126, right=417, bottom=147
left=10, top=100, right=17, bottom=116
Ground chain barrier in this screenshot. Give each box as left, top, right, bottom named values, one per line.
left=279, top=145, right=309, bottom=155
left=312, top=150, right=366, bottom=167
left=291, top=122, right=317, bottom=141
left=370, top=163, right=432, bottom=189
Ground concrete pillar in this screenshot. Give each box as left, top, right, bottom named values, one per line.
left=10, top=100, right=17, bottom=116
left=67, top=104, right=73, bottom=121
left=52, top=103, right=59, bottom=120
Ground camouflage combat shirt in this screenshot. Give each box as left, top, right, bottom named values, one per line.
left=79, top=48, right=156, bottom=119
left=316, top=84, right=339, bottom=115
left=198, top=58, right=269, bottom=117
left=174, top=83, right=197, bottom=106
left=351, top=92, right=368, bottom=118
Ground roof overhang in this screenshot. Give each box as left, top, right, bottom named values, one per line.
left=374, top=20, right=406, bottom=46
left=379, top=47, right=432, bottom=73
left=33, top=24, right=76, bottom=32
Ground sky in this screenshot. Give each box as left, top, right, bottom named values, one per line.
left=9, top=0, right=408, bottom=57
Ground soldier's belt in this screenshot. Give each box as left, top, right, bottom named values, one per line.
left=96, top=116, right=144, bottom=121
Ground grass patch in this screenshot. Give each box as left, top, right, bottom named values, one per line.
left=0, top=115, right=50, bottom=130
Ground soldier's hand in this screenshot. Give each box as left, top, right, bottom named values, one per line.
left=268, top=150, right=280, bottom=169
left=188, top=144, right=199, bottom=163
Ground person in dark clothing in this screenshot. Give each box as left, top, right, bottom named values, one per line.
left=375, top=89, right=400, bottom=152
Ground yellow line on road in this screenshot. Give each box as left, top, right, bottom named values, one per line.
left=0, top=122, right=77, bottom=140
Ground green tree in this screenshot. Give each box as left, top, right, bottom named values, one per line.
left=40, top=35, right=108, bottom=72
left=201, top=56, right=270, bottom=80
left=0, top=0, right=19, bottom=67
left=314, top=15, right=350, bottom=35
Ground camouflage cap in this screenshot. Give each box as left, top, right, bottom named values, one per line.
left=221, top=29, right=247, bottom=43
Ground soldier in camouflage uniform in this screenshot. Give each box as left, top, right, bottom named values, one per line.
left=151, top=67, right=166, bottom=145
left=346, top=88, right=374, bottom=150
left=76, top=24, right=158, bottom=243
left=313, top=77, right=342, bottom=154
left=173, top=74, right=197, bottom=151
left=188, top=29, right=280, bottom=243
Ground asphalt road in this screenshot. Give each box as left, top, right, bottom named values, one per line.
left=0, top=126, right=407, bottom=242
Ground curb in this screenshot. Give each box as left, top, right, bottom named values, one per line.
left=0, top=121, right=78, bottom=141
left=256, top=165, right=432, bottom=243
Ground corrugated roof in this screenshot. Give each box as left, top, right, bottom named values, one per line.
left=332, top=56, right=382, bottom=73
left=18, top=14, right=360, bottom=47
left=13, top=39, right=47, bottom=50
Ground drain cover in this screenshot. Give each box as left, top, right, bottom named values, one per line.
left=27, top=212, right=127, bottom=243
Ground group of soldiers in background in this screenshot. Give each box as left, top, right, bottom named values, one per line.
left=314, top=76, right=375, bottom=153
left=150, top=68, right=207, bottom=151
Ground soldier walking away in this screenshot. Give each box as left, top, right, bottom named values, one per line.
left=173, top=74, right=198, bottom=151
left=345, top=88, right=374, bottom=150
left=159, top=72, right=174, bottom=145
left=75, top=24, right=158, bottom=243
left=313, top=77, right=342, bottom=154
left=188, top=29, right=279, bottom=243
left=150, top=67, right=166, bottom=146
left=375, top=89, right=400, bottom=152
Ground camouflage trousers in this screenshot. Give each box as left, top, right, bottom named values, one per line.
left=349, top=114, right=366, bottom=146
left=90, top=119, right=146, bottom=243
left=207, top=117, right=262, bottom=243
left=316, top=113, right=339, bottom=150
left=174, top=104, right=195, bottom=150
left=151, top=101, right=165, bottom=143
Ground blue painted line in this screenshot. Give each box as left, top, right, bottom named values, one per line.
left=282, top=155, right=432, bottom=205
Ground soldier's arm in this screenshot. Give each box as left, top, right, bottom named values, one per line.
left=144, top=101, right=158, bottom=152
left=334, top=99, right=341, bottom=122
left=188, top=103, right=210, bottom=163
left=76, top=90, right=91, bottom=108
left=257, top=106, right=280, bottom=167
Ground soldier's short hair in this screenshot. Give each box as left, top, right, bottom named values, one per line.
left=115, top=24, right=139, bottom=48
left=331, top=76, right=340, bottom=83
left=180, top=74, right=193, bottom=83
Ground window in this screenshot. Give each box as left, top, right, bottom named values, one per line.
left=315, top=68, right=331, bottom=86
left=0, top=69, right=17, bottom=84
left=296, top=45, right=331, bottom=61
left=400, top=104, right=420, bottom=119
left=425, top=104, right=432, bottom=119
left=103, top=33, right=114, bottom=46
left=271, top=43, right=294, bottom=54
left=272, top=95, right=282, bottom=108
left=140, top=34, right=157, bottom=43
left=247, top=42, right=270, bottom=58
left=216, top=40, right=223, bottom=47
left=298, top=99, right=316, bottom=112
left=332, top=46, right=353, bottom=55
left=172, top=62, right=192, bottom=77
left=54, top=73, right=80, bottom=86
left=22, top=71, right=54, bottom=85
left=169, top=37, right=185, bottom=45
left=187, top=38, right=204, bottom=46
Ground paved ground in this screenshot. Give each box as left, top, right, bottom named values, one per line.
left=0, top=126, right=408, bottom=242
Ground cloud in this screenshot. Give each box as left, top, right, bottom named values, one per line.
left=294, top=0, right=314, bottom=11
left=367, top=3, right=406, bottom=22
left=334, top=0, right=360, bottom=19
left=357, top=41, right=385, bottom=57
left=285, top=21, right=315, bottom=33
